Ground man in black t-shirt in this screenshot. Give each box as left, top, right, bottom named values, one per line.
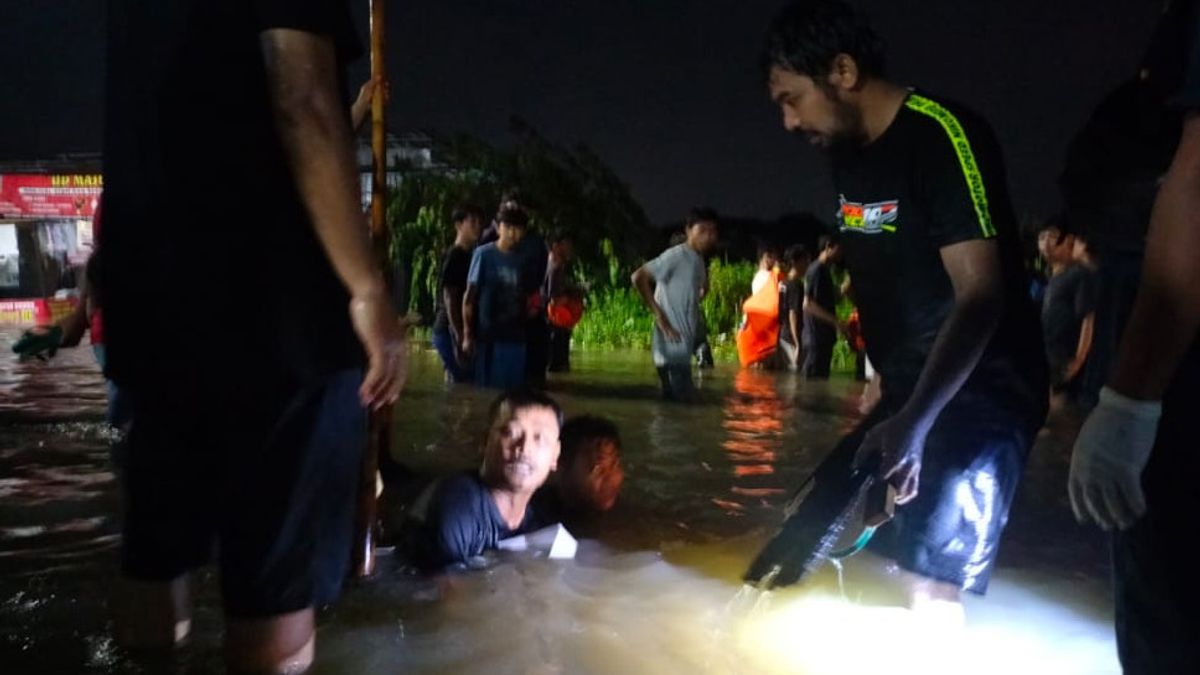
left=1070, top=2, right=1200, bottom=671
left=432, top=205, right=484, bottom=383
left=104, top=1, right=406, bottom=670
left=763, top=1, right=1047, bottom=610
left=1039, top=226, right=1099, bottom=398
left=802, top=234, right=843, bottom=378
left=776, top=244, right=809, bottom=370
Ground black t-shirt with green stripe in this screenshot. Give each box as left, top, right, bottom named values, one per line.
left=830, top=92, right=1045, bottom=416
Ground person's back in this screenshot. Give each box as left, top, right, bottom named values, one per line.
left=104, top=3, right=405, bottom=671
left=104, top=1, right=362, bottom=387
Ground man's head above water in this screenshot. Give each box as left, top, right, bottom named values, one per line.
left=763, top=0, right=886, bottom=149
left=557, top=415, right=625, bottom=513
left=480, top=389, right=563, bottom=496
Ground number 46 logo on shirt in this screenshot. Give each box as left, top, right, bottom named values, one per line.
left=838, top=195, right=899, bottom=234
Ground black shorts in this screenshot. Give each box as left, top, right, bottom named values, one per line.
left=120, top=369, right=365, bottom=618
left=864, top=390, right=1043, bottom=594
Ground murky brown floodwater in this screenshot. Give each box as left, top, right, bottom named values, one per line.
left=0, top=327, right=1117, bottom=674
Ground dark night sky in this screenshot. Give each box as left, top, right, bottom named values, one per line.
left=1, top=1, right=1161, bottom=224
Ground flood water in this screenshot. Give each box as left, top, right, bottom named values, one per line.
left=0, top=327, right=1118, bottom=674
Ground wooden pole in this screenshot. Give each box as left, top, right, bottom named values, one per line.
left=352, top=0, right=389, bottom=579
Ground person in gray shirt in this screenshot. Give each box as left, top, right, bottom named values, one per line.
left=632, top=208, right=719, bottom=401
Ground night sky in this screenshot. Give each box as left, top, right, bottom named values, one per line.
left=1, top=1, right=1162, bottom=224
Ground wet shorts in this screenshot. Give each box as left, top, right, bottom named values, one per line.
left=120, top=369, right=365, bottom=618
left=858, top=392, right=1042, bottom=594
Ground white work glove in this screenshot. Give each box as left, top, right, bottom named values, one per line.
left=1068, top=387, right=1161, bottom=531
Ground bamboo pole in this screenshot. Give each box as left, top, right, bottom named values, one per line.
left=352, top=0, right=389, bottom=579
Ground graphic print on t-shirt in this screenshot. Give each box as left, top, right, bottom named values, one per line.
left=838, top=195, right=899, bottom=234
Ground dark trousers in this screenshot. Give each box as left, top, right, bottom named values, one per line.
left=548, top=326, right=572, bottom=372
left=524, top=317, right=549, bottom=387
left=802, top=338, right=834, bottom=379
left=656, top=364, right=696, bottom=402
left=1113, top=374, right=1200, bottom=674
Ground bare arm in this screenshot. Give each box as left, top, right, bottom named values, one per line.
left=1107, top=114, right=1200, bottom=400
left=260, top=29, right=402, bottom=408
left=350, top=80, right=372, bottom=132
left=445, top=285, right=465, bottom=342
left=261, top=29, right=382, bottom=300
left=461, top=285, right=479, bottom=354
left=855, top=238, right=1005, bottom=503
left=802, top=296, right=841, bottom=330
left=631, top=266, right=680, bottom=341
left=898, top=239, right=1004, bottom=432
left=788, top=309, right=802, bottom=365
left=1064, top=312, right=1096, bottom=382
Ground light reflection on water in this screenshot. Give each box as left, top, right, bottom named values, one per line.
left=0, top=331, right=1118, bottom=673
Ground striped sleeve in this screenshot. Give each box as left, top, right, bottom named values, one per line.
left=905, top=94, right=999, bottom=244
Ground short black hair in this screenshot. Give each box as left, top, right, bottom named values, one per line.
left=763, top=0, right=886, bottom=81
left=818, top=233, right=840, bottom=251
left=784, top=244, right=810, bottom=267
left=757, top=242, right=781, bottom=259
left=452, top=204, right=485, bottom=225
left=496, top=207, right=530, bottom=228
left=546, top=228, right=572, bottom=246
left=488, top=389, right=564, bottom=432
left=500, top=188, right=533, bottom=211
left=560, top=415, right=622, bottom=467
left=685, top=207, right=719, bottom=229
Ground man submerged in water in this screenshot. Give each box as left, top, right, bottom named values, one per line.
left=762, top=0, right=1047, bottom=612
left=413, top=390, right=563, bottom=570
left=531, top=415, right=626, bottom=532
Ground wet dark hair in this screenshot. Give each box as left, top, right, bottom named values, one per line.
left=499, top=188, right=533, bottom=211
left=757, top=242, right=781, bottom=260
left=488, top=389, right=564, bottom=432
left=546, top=228, right=572, bottom=246
left=784, top=244, right=810, bottom=268
left=685, top=207, right=719, bottom=229
left=559, top=415, right=622, bottom=468
left=496, top=207, right=530, bottom=228
left=452, top=204, right=485, bottom=226
left=818, top=233, right=840, bottom=251
left=763, top=0, right=886, bottom=82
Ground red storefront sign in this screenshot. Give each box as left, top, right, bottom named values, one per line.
left=0, top=174, right=102, bottom=220
left=0, top=298, right=79, bottom=326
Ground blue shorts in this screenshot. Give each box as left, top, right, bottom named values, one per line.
left=120, top=370, right=366, bottom=617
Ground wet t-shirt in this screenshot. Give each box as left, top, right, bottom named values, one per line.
left=829, top=92, right=1046, bottom=417
left=103, top=0, right=364, bottom=390
left=1041, top=263, right=1099, bottom=381
left=433, top=245, right=471, bottom=335
left=646, top=243, right=706, bottom=366
left=418, top=472, right=536, bottom=569
left=803, top=260, right=837, bottom=347
left=467, top=243, right=526, bottom=342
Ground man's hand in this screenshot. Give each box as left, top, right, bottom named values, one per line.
left=656, top=313, right=682, bottom=342
left=349, top=292, right=407, bottom=410
left=853, top=412, right=928, bottom=505
left=1068, top=387, right=1160, bottom=530
left=460, top=334, right=475, bottom=359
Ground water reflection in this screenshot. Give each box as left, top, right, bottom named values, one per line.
left=719, top=370, right=788, bottom=515
left=0, top=332, right=1120, bottom=674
